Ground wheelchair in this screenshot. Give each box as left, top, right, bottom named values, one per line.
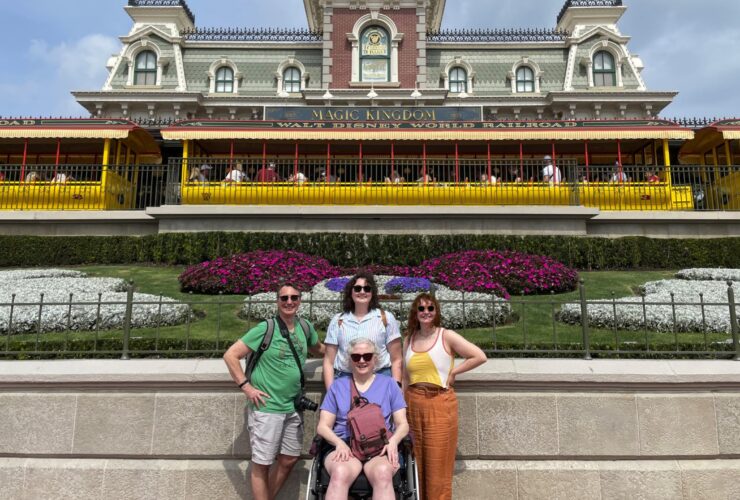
left=306, top=436, right=420, bottom=500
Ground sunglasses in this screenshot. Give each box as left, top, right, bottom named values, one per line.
left=279, top=295, right=301, bottom=302
left=417, top=305, right=436, bottom=313
left=352, top=285, right=373, bottom=293
left=350, top=353, right=375, bottom=363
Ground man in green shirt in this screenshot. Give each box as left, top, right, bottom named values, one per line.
left=224, top=283, right=324, bottom=500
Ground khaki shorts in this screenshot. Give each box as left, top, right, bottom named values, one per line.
left=247, top=407, right=304, bottom=465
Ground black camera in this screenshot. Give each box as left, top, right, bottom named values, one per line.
left=295, top=393, right=318, bottom=412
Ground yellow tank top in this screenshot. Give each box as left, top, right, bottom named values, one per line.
left=405, top=328, right=454, bottom=388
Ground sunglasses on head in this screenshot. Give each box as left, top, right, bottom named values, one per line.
left=279, top=295, right=301, bottom=302
left=352, top=285, right=373, bottom=293
left=417, top=305, right=436, bottom=313
left=350, top=353, right=374, bottom=362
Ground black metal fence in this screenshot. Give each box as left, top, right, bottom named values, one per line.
left=2, top=282, right=738, bottom=360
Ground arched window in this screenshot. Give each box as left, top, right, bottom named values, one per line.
left=516, top=66, right=535, bottom=93
left=360, top=26, right=390, bottom=82
left=134, top=51, right=157, bottom=86
left=283, top=67, right=301, bottom=93
left=593, top=51, right=616, bottom=87
left=215, top=66, right=234, bottom=93
left=449, top=67, right=467, bottom=93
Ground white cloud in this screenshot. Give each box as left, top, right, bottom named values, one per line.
left=20, top=34, right=120, bottom=116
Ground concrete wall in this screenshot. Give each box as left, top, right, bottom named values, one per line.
left=3, top=207, right=740, bottom=238
left=1, top=359, right=740, bottom=499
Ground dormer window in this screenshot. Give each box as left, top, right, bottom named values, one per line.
left=593, top=51, right=616, bottom=87
left=449, top=67, right=468, bottom=93
left=283, top=67, right=301, bottom=93
left=215, top=67, right=234, bottom=93
left=516, top=67, right=535, bottom=93
left=360, top=26, right=390, bottom=82
left=134, top=51, right=157, bottom=85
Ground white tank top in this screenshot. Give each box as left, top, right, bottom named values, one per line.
left=404, top=328, right=454, bottom=389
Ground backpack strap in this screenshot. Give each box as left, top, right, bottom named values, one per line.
left=243, top=319, right=275, bottom=381
left=350, top=375, right=361, bottom=409
left=296, top=316, right=310, bottom=345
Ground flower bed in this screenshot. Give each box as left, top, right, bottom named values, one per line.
left=676, top=268, right=740, bottom=282
left=559, top=276, right=740, bottom=334
left=0, top=269, right=191, bottom=334
left=417, top=250, right=578, bottom=297
left=241, top=275, right=511, bottom=329
left=178, top=250, right=340, bottom=295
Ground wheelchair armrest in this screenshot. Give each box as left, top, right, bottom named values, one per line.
left=400, top=435, right=414, bottom=453
left=309, top=435, right=326, bottom=457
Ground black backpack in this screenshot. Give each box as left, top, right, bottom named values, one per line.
left=243, top=316, right=311, bottom=381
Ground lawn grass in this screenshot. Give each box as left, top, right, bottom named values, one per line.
left=2, top=265, right=733, bottom=356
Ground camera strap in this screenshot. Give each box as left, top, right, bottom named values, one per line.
left=275, top=316, right=306, bottom=392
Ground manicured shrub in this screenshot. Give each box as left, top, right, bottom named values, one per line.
left=418, top=250, right=578, bottom=297
left=178, top=250, right=340, bottom=295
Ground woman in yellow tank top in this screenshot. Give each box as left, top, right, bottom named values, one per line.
left=403, top=293, right=486, bottom=500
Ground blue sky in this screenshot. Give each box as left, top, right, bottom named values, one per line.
left=1, top=0, right=738, bottom=119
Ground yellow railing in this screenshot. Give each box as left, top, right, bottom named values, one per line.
left=180, top=181, right=693, bottom=210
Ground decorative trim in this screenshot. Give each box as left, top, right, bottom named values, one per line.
left=181, top=27, right=322, bottom=42
left=427, top=28, right=569, bottom=43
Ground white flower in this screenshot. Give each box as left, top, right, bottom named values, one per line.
left=241, top=275, right=511, bottom=329
left=0, top=269, right=191, bottom=334
left=675, top=268, right=740, bottom=282
left=559, top=277, right=740, bottom=334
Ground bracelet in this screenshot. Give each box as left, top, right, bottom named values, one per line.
left=238, top=379, right=249, bottom=389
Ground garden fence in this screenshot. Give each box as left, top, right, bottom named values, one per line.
left=1, top=281, right=739, bottom=360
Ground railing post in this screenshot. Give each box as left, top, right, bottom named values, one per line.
left=121, top=280, right=134, bottom=360
left=579, top=279, right=591, bottom=360
left=728, top=281, right=739, bottom=361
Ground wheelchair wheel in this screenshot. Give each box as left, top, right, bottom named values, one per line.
left=305, top=456, right=322, bottom=500
left=403, top=451, right=420, bottom=500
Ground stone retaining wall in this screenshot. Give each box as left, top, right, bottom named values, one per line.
left=1, top=359, right=740, bottom=499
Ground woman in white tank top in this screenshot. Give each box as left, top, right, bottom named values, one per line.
left=403, top=293, right=486, bottom=500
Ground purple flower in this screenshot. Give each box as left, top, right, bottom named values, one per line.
left=384, top=277, right=433, bottom=294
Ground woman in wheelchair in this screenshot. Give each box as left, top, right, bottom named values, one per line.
left=317, top=338, right=409, bottom=500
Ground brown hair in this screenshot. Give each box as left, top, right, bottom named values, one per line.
left=275, top=282, right=302, bottom=299
left=342, top=271, right=380, bottom=313
left=405, top=293, right=441, bottom=337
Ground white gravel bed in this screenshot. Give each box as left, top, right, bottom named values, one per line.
left=0, top=269, right=192, bottom=334
left=241, top=275, right=511, bottom=329
left=675, top=268, right=740, bottom=282
left=559, top=279, right=740, bottom=334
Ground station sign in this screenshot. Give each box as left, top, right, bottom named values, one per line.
left=265, top=106, right=483, bottom=122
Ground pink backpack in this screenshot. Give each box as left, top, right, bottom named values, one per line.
left=347, top=377, right=392, bottom=461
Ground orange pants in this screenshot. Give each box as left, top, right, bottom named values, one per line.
left=405, top=386, right=458, bottom=500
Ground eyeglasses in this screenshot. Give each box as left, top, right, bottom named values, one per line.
left=417, top=305, right=436, bottom=313
left=352, top=285, right=373, bottom=293
left=350, top=353, right=374, bottom=362
left=279, top=295, right=301, bottom=302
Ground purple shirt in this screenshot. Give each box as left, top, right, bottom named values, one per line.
left=320, top=374, right=407, bottom=440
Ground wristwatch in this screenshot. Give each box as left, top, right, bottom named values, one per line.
left=238, top=379, right=249, bottom=388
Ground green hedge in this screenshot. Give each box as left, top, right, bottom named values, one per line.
left=1, top=233, right=740, bottom=270
left=1, top=338, right=734, bottom=360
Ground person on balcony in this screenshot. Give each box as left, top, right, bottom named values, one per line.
left=384, top=170, right=404, bottom=184
left=223, top=163, right=246, bottom=183
left=541, top=155, right=561, bottom=184
left=610, top=163, right=629, bottom=183
left=645, top=170, right=660, bottom=183
left=318, top=170, right=337, bottom=183
left=51, top=171, right=74, bottom=183
left=189, top=164, right=212, bottom=183
left=287, top=170, right=306, bottom=185
left=24, top=171, right=42, bottom=182
left=256, top=162, right=280, bottom=182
